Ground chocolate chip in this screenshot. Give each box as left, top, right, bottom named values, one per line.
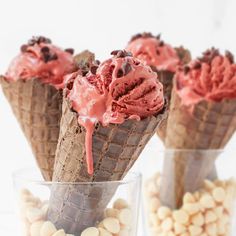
left=27, top=36, right=52, bottom=46
left=199, top=47, right=220, bottom=64
left=117, top=69, right=124, bottom=78
left=90, top=66, right=98, bottom=75
left=142, top=32, right=153, bottom=38
left=20, top=44, right=28, bottom=53
left=117, top=51, right=125, bottom=58
left=150, top=65, right=158, bottom=72
left=130, top=33, right=142, bottom=42
left=95, top=60, right=101, bottom=65
left=192, top=61, right=201, bottom=70
left=183, top=66, right=190, bottom=74
left=65, top=48, right=74, bottom=55
left=111, top=50, right=132, bottom=58
left=41, top=46, right=50, bottom=53
left=159, top=41, right=164, bottom=47
left=156, top=49, right=160, bottom=55
left=156, top=34, right=161, bottom=40
left=225, top=50, right=234, bottom=63
left=111, top=50, right=120, bottom=56
left=50, top=54, right=58, bottom=60
left=28, top=39, right=36, bottom=46
left=43, top=54, right=51, bottom=63
left=37, top=36, right=52, bottom=44
left=122, top=62, right=132, bottom=76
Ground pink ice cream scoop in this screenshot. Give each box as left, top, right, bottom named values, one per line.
left=175, top=48, right=236, bottom=107
left=66, top=50, right=165, bottom=174
left=126, top=33, right=180, bottom=72
left=5, top=36, right=76, bottom=89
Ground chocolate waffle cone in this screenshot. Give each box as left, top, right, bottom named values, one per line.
left=156, top=47, right=191, bottom=142
left=48, top=95, right=167, bottom=235
left=0, top=76, right=62, bottom=181
left=160, top=84, right=236, bottom=209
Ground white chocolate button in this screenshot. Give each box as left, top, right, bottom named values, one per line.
left=26, top=207, right=44, bottom=223
left=214, top=206, right=223, bottom=218
left=40, top=221, right=57, bottom=236
left=98, top=227, right=112, bottom=236
left=118, top=229, right=129, bottom=236
left=113, top=199, right=128, bottom=210
left=205, top=223, right=217, bottom=235
left=205, top=210, right=217, bottom=223
left=149, top=197, right=161, bottom=212
left=191, top=212, right=204, bottom=226
left=30, top=221, right=44, bottom=236
left=149, top=213, right=160, bottom=227
left=105, top=208, right=119, bottom=218
left=189, top=225, right=202, bottom=235
left=200, top=194, right=215, bottom=208
left=216, top=219, right=225, bottom=235
left=103, top=217, right=120, bottom=234
left=167, top=231, right=175, bottom=236
left=81, top=227, right=99, bottom=236
left=183, top=193, right=195, bottom=204
left=41, top=204, right=49, bottom=216
left=173, top=210, right=189, bottom=224
left=20, top=189, right=32, bottom=198
left=204, top=180, right=215, bottom=190
left=157, top=206, right=171, bottom=220
left=174, top=222, right=186, bottom=234
left=183, top=203, right=200, bottom=215
left=161, top=217, right=173, bottom=232
left=212, top=187, right=226, bottom=202
left=118, top=208, right=132, bottom=225
left=52, top=229, right=66, bottom=236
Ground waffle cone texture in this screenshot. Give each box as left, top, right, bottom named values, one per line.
left=0, top=76, right=62, bottom=181
left=156, top=47, right=191, bottom=142
left=48, top=94, right=167, bottom=235
left=160, top=84, right=236, bottom=208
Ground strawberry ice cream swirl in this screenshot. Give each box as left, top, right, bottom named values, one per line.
left=175, top=48, right=236, bottom=106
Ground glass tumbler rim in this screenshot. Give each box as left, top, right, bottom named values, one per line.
left=147, top=148, right=225, bottom=152
left=12, top=167, right=142, bottom=186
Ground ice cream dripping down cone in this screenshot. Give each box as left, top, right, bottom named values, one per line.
left=48, top=50, right=167, bottom=235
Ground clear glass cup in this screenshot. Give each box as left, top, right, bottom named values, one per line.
left=142, top=149, right=236, bottom=236
left=13, top=168, right=142, bottom=236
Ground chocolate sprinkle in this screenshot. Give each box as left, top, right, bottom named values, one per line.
left=111, top=50, right=132, bottom=58
left=28, top=36, right=52, bottom=46
left=192, top=61, right=202, bottom=70
left=20, top=44, right=28, bottom=53
left=150, top=65, right=158, bottom=73
left=90, top=66, right=98, bottom=75
left=122, top=62, right=132, bottom=76
left=156, top=34, right=161, bottom=40
left=130, top=32, right=155, bottom=42
left=117, top=69, right=124, bottom=78
left=95, top=60, right=101, bottom=65
left=225, top=50, right=234, bottom=64
left=65, top=48, right=74, bottom=55
left=159, top=41, right=164, bottom=47
left=199, top=48, right=220, bottom=64
left=41, top=46, right=50, bottom=53
left=41, top=49, right=58, bottom=63
left=51, top=54, right=58, bottom=60
left=183, top=66, right=190, bottom=74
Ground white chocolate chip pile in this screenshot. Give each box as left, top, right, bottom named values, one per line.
left=19, top=189, right=133, bottom=236
left=80, top=198, right=133, bottom=236
left=19, top=189, right=73, bottom=236
left=145, top=173, right=236, bottom=236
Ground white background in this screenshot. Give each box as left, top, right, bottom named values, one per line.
left=0, top=0, right=236, bottom=232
